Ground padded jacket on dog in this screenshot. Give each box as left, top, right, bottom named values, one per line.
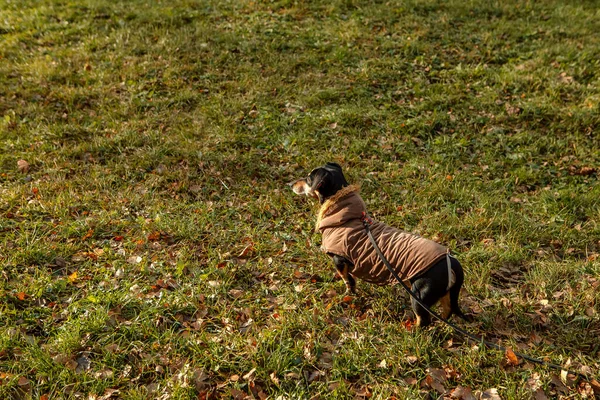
left=317, top=186, right=448, bottom=285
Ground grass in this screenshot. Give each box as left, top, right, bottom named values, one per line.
left=1, top=0, right=599, bottom=398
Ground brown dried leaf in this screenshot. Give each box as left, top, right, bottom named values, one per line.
left=98, top=388, right=120, bottom=400
left=94, top=368, right=114, bottom=379
left=243, top=368, right=256, bottom=381
left=505, top=348, right=520, bottom=366
left=17, top=159, right=30, bottom=173
left=193, top=369, right=210, bottom=391
left=480, top=388, right=502, bottom=399
left=505, top=103, right=522, bottom=116
left=147, top=231, right=161, bottom=241
left=17, top=376, right=30, bottom=387
left=68, top=271, right=78, bottom=284
left=405, top=355, right=418, bottom=364
left=590, top=379, right=600, bottom=395
left=229, top=388, right=246, bottom=400
left=270, top=372, right=280, bottom=386
left=238, top=242, right=254, bottom=258
left=450, top=385, right=476, bottom=400
left=423, top=368, right=447, bottom=395
left=526, top=372, right=541, bottom=391
left=354, top=385, right=372, bottom=398
left=533, top=388, right=549, bottom=400
left=75, top=354, right=91, bottom=373
left=576, top=166, right=596, bottom=176
left=318, top=352, right=333, bottom=369
left=17, top=376, right=32, bottom=396
left=550, top=374, right=569, bottom=395
left=558, top=72, right=574, bottom=84
left=404, top=376, right=418, bottom=385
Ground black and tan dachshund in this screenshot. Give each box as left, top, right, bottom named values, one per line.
left=290, top=162, right=470, bottom=327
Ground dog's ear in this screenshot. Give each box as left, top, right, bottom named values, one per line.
left=325, top=162, right=342, bottom=170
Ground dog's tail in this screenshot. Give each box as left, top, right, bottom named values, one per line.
left=449, top=259, right=471, bottom=322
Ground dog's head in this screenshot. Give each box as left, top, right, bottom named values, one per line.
left=289, top=162, right=349, bottom=203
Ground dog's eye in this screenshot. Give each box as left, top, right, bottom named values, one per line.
left=306, top=176, right=312, bottom=185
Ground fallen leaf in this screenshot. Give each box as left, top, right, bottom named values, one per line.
left=127, top=256, right=143, bottom=264
left=147, top=231, right=160, bottom=241
left=17, top=159, right=30, bottom=173
left=558, top=72, right=574, bottom=84
left=505, top=348, right=520, bottom=366
left=405, top=355, right=418, bottom=364
left=238, top=243, right=254, bottom=258
left=98, top=388, right=120, bottom=400
left=590, top=379, right=600, bottom=395
left=16, top=292, right=28, bottom=301
left=0, top=372, right=13, bottom=380
left=533, top=388, right=549, bottom=400
left=239, top=318, right=253, bottom=334
left=68, top=271, right=78, bottom=283
left=193, top=369, right=210, bottom=391
left=94, top=368, right=114, bottom=379
left=306, top=370, right=325, bottom=383
left=243, top=368, right=256, bottom=381
left=480, top=388, right=502, bottom=399
left=423, top=368, right=447, bottom=395
left=505, top=103, right=522, bottom=116
left=54, top=256, right=67, bottom=268
left=229, top=388, right=246, bottom=400
left=550, top=374, right=569, bottom=395
left=284, top=372, right=300, bottom=380
left=82, top=229, right=94, bottom=241
left=404, top=376, right=418, bottom=385
left=17, top=376, right=32, bottom=394
left=560, top=370, right=577, bottom=388
left=526, top=372, right=541, bottom=391
left=75, top=354, right=91, bottom=373
left=354, top=385, right=372, bottom=398
left=450, top=385, right=476, bottom=400
left=318, top=352, right=333, bottom=369
left=270, top=372, right=280, bottom=386
left=17, top=376, right=30, bottom=386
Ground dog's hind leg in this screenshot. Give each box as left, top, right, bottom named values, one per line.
left=440, top=292, right=452, bottom=319
left=331, top=254, right=356, bottom=294
left=449, top=258, right=472, bottom=322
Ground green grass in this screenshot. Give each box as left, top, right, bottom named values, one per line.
left=1, top=0, right=600, bottom=398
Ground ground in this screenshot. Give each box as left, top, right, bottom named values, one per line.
left=1, top=0, right=599, bottom=398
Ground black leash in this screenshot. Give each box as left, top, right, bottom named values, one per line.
left=360, top=212, right=593, bottom=381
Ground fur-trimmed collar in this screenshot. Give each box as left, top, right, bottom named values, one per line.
left=315, top=184, right=360, bottom=231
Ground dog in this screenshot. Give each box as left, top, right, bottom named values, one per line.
left=290, top=162, right=470, bottom=327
